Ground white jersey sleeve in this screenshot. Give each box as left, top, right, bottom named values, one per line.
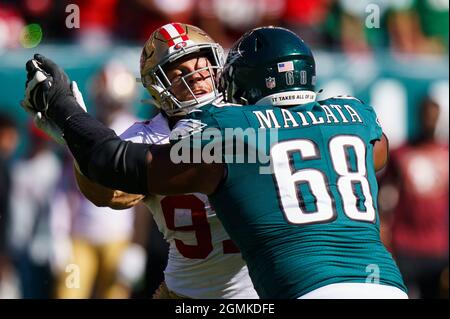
left=119, top=113, right=258, bottom=299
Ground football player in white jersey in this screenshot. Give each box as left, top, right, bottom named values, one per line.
left=74, top=23, right=258, bottom=299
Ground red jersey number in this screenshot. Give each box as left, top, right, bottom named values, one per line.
left=161, top=195, right=239, bottom=259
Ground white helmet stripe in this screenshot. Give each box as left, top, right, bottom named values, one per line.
left=162, top=23, right=184, bottom=45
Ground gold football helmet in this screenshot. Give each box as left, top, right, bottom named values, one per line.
left=140, top=23, right=224, bottom=116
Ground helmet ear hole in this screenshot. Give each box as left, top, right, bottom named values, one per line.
left=148, top=85, right=164, bottom=106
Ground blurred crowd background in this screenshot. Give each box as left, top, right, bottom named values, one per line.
left=0, top=0, right=448, bottom=299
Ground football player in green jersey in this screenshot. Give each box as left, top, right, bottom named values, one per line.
left=23, top=26, right=407, bottom=298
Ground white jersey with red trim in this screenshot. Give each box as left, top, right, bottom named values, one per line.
left=120, top=113, right=258, bottom=299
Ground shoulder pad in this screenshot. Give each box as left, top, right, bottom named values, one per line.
left=211, top=100, right=242, bottom=108
left=169, top=118, right=207, bottom=140
left=331, top=95, right=365, bottom=104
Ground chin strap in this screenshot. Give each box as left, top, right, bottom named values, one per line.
left=178, top=91, right=217, bottom=108
left=165, top=91, right=218, bottom=116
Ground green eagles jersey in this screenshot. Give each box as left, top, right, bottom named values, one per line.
left=174, top=96, right=406, bottom=299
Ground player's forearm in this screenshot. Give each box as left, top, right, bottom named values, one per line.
left=73, top=163, right=145, bottom=209
left=24, top=54, right=160, bottom=196
left=62, top=112, right=150, bottom=195
left=47, top=96, right=222, bottom=196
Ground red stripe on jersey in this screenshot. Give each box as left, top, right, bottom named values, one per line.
left=159, top=27, right=175, bottom=47
left=172, top=23, right=189, bottom=41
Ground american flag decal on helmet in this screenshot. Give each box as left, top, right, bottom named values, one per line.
left=158, top=23, right=190, bottom=47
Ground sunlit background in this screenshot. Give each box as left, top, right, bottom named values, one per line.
left=0, top=0, right=448, bottom=299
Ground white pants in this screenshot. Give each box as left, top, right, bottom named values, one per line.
left=299, top=283, right=408, bottom=299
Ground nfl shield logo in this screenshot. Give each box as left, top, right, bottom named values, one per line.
left=265, top=77, right=276, bottom=89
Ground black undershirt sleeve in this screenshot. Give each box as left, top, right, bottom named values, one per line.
left=62, top=112, right=150, bottom=194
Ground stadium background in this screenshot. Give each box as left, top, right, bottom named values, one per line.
left=0, top=0, right=448, bottom=299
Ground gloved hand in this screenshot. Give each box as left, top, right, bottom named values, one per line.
left=22, top=54, right=86, bottom=131
left=21, top=80, right=87, bottom=145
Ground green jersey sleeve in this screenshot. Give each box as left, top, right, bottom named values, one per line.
left=327, top=96, right=383, bottom=142
left=361, top=103, right=383, bottom=142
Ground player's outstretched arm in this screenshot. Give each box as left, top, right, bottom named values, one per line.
left=23, top=54, right=224, bottom=196
left=68, top=123, right=224, bottom=196
left=73, top=163, right=145, bottom=209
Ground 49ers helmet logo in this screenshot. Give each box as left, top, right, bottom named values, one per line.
left=174, top=41, right=188, bottom=50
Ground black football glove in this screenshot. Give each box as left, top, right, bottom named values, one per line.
left=23, top=54, right=86, bottom=129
